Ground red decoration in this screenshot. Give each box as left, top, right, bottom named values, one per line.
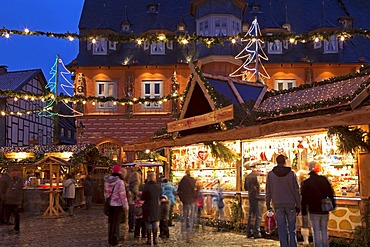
left=198, top=151, right=208, bottom=161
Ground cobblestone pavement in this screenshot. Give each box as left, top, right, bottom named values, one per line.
left=0, top=205, right=306, bottom=247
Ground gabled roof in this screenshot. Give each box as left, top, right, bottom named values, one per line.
left=0, top=69, right=44, bottom=91
left=34, top=156, right=72, bottom=166
left=256, top=69, right=370, bottom=120
left=175, top=64, right=266, bottom=136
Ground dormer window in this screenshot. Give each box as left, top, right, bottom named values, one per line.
left=268, top=40, right=283, bottom=54
left=338, top=16, right=354, bottom=30
left=109, top=41, right=117, bottom=50
left=282, top=23, right=291, bottom=32
left=324, top=36, right=338, bottom=54
left=177, top=23, right=185, bottom=32
left=242, top=22, right=250, bottom=32
left=147, top=3, right=159, bottom=13
left=88, top=38, right=107, bottom=55
left=251, top=4, right=262, bottom=14
left=150, top=42, right=165, bottom=55
left=197, top=16, right=241, bottom=37
left=122, top=23, right=130, bottom=32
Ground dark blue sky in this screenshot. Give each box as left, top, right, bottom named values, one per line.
left=0, top=0, right=84, bottom=78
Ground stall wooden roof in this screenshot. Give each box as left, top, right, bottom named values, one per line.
left=121, top=69, right=370, bottom=151
left=256, top=72, right=370, bottom=121
left=34, top=156, right=73, bottom=166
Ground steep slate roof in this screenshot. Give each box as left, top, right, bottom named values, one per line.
left=0, top=69, right=43, bottom=91
left=256, top=70, right=370, bottom=120
left=74, top=0, right=370, bottom=67
left=250, top=0, right=370, bottom=63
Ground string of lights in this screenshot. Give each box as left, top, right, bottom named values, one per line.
left=0, top=90, right=185, bottom=116
left=1, top=27, right=370, bottom=46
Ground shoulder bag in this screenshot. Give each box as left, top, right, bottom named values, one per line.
left=311, top=178, right=334, bottom=212
left=104, top=185, right=116, bottom=216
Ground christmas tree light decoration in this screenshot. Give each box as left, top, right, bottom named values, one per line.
left=229, top=17, right=270, bottom=83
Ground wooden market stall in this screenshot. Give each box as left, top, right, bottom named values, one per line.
left=33, top=156, right=76, bottom=218
left=121, top=66, right=370, bottom=238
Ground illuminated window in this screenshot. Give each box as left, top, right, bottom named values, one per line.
left=324, top=36, right=338, bottom=54
left=96, top=81, right=116, bottom=109
left=150, top=42, right=165, bottom=55
left=268, top=40, right=283, bottom=54
left=275, top=79, right=296, bottom=91
left=142, top=81, right=162, bottom=109
left=93, top=38, right=107, bottom=55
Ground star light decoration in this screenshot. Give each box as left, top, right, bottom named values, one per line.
left=229, top=17, right=270, bottom=83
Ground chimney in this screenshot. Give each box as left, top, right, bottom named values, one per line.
left=0, top=65, right=8, bottom=75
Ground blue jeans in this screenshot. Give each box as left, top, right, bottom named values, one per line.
left=309, top=213, right=329, bottom=247
left=247, top=199, right=261, bottom=236
left=275, top=207, right=297, bottom=247
left=181, top=203, right=196, bottom=237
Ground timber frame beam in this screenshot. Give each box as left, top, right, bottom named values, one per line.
left=121, top=105, right=370, bottom=151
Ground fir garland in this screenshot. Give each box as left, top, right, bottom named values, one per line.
left=327, top=126, right=370, bottom=153
left=204, top=142, right=238, bottom=163
left=2, top=27, right=370, bottom=45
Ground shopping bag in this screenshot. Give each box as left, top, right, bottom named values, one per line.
left=264, top=210, right=276, bottom=235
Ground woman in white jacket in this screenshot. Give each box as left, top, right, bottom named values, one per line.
left=63, top=174, right=76, bottom=216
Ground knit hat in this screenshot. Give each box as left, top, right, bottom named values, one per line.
left=112, top=165, right=122, bottom=173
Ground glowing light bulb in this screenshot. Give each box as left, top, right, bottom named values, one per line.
left=231, top=38, right=236, bottom=44
left=340, top=36, right=345, bottom=41
left=137, top=40, right=142, bottom=45
left=289, top=38, right=295, bottom=43
left=158, top=35, right=165, bottom=41
left=1, top=111, right=5, bottom=116
left=31, top=97, right=35, bottom=101
left=92, top=101, right=96, bottom=105
left=181, top=39, right=189, bottom=45
left=314, top=37, right=320, bottom=42
left=92, top=38, right=97, bottom=44
left=24, top=28, right=30, bottom=34
left=82, top=100, right=86, bottom=104
left=68, top=36, right=74, bottom=41
left=5, top=33, right=10, bottom=39
left=14, top=97, right=18, bottom=101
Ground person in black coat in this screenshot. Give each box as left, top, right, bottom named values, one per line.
left=141, top=172, right=161, bottom=245
left=301, top=161, right=336, bottom=247
left=177, top=169, right=197, bottom=242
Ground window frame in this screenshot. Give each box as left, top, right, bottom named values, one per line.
left=95, top=81, right=117, bottom=109
left=142, top=80, right=163, bottom=109
left=274, top=79, right=296, bottom=91
left=268, top=40, right=283, bottom=54
left=323, top=36, right=339, bottom=54
left=93, top=38, right=107, bottom=55
left=150, top=42, right=165, bottom=55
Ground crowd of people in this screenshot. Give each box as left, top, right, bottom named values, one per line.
left=0, top=155, right=335, bottom=247
left=247, top=154, right=335, bottom=247
left=104, top=166, right=178, bottom=247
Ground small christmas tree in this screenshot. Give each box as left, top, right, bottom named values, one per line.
left=229, top=17, right=270, bottom=83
